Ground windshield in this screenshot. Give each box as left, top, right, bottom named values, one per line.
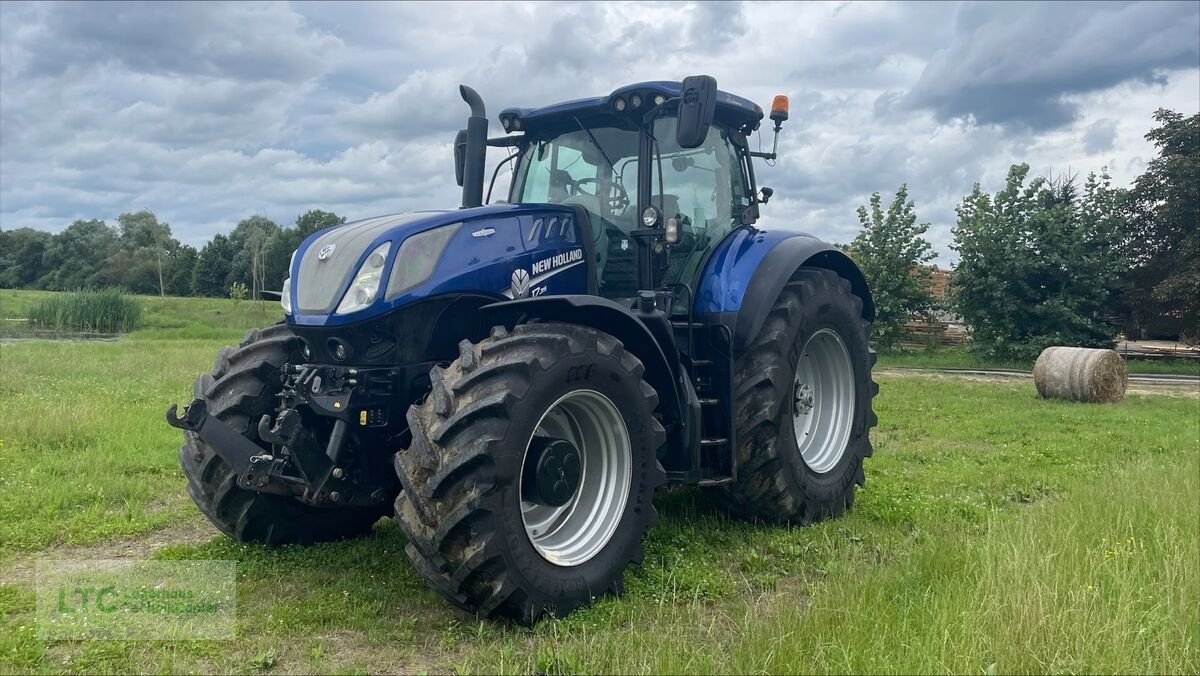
left=514, top=126, right=639, bottom=228
left=513, top=118, right=750, bottom=298
left=514, top=126, right=642, bottom=298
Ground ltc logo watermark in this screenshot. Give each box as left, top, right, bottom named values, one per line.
left=36, top=560, right=236, bottom=640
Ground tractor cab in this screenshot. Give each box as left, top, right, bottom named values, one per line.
left=461, top=78, right=785, bottom=303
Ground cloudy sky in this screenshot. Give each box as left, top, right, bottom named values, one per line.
left=1, top=1, right=1197, bottom=260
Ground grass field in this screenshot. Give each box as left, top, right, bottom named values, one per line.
left=1, top=291, right=1197, bottom=674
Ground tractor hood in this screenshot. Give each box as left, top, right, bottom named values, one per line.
left=294, top=211, right=438, bottom=314
left=287, top=204, right=592, bottom=327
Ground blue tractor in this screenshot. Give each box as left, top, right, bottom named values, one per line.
left=168, top=76, right=877, bottom=622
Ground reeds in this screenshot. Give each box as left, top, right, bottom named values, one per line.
left=27, top=288, right=143, bottom=333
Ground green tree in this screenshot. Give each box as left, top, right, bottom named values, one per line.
left=93, top=249, right=147, bottom=292
left=262, top=232, right=295, bottom=291
left=166, top=244, right=198, bottom=296
left=40, top=219, right=117, bottom=290
left=0, top=228, right=53, bottom=288
left=294, top=209, right=346, bottom=238
left=116, top=210, right=176, bottom=296
left=193, top=234, right=235, bottom=297
left=1121, top=109, right=1199, bottom=341
left=849, top=184, right=937, bottom=348
left=951, top=164, right=1125, bottom=360
left=227, top=215, right=281, bottom=300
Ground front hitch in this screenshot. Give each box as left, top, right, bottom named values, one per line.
left=166, top=398, right=388, bottom=507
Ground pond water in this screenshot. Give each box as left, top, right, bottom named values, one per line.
left=0, top=320, right=120, bottom=343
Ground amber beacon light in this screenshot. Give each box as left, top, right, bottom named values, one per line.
left=770, top=95, right=789, bottom=127
left=750, top=93, right=790, bottom=161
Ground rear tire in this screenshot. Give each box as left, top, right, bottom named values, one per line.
left=394, top=323, right=665, bottom=623
left=178, top=325, right=386, bottom=545
left=715, top=268, right=878, bottom=523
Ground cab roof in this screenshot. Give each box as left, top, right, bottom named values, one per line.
left=497, top=80, right=764, bottom=136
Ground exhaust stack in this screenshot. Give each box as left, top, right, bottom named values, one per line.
left=459, top=85, right=488, bottom=208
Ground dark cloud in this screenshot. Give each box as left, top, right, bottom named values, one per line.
left=1, top=0, right=1197, bottom=262
left=17, top=1, right=340, bottom=82
left=904, top=1, right=1200, bottom=129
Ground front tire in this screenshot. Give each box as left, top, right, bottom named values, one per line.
left=716, top=268, right=878, bottom=523
left=394, top=323, right=665, bottom=623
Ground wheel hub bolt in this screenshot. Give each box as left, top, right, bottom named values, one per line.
left=795, top=382, right=815, bottom=415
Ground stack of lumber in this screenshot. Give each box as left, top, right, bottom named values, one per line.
left=1114, top=340, right=1200, bottom=360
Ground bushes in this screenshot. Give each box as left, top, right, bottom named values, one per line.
left=951, top=165, right=1125, bottom=360
left=849, top=184, right=937, bottom=349
left=27, top=288, right=143, bottom=333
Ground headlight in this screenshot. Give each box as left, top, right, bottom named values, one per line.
left=641, top=205, right=660, bottom=227
left=335, top=242, right=392, bottom=315
left=280, top=278, right=292, bottom=314
left=385, top=222, right=463, bottom=299
left=280, top=249, right=297, bottom=314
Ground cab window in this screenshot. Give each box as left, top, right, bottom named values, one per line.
left=514, top=128, right=638, bottom=225
left=514, top=127, right=642, bottom=299
left=650, top=119, right=750, bottom=287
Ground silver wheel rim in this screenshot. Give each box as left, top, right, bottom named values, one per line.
left=520, top=389, right=631, bottom=567
left=792, top=328, right=856, bottom=474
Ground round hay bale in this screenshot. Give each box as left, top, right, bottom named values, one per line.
left=1033, top=346, right=1127, bottom=403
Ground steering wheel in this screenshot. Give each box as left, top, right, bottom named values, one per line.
left=573, top=178, right=630, bottom=214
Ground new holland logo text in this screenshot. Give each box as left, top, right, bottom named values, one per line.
left=532, top=248, right=583, bottom=275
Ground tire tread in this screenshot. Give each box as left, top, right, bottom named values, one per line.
left=395, top=322, right=665, bottom=623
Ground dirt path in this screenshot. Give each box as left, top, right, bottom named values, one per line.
left=0, top=518, right=218, bottom=587
left=876, top=368, right=1200, bottom=398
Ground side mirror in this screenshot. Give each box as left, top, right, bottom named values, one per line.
left=759, top=187, right=774, bottom=204
left=675, top=75, right=717, bottom=149
left=454, top=129, right=467, bottom=187
left=671, top=156, right=695, bottom=172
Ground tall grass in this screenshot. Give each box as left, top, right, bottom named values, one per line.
left=5, top=288, right=277, bottom=341
left=25, top=288, right=142, bottom=333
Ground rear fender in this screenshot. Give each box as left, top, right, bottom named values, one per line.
left=695, top=228, right=874, bottom=355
